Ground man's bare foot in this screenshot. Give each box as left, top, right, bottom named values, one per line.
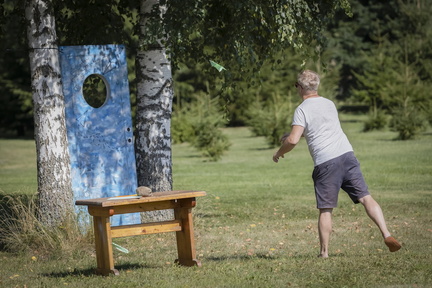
left=317, top=254, right=328, bottom=258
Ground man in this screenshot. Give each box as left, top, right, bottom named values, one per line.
left=272, top=70, right=401, bottom=258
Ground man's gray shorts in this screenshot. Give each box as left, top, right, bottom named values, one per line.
left=312, top=152, right=370, bottom=209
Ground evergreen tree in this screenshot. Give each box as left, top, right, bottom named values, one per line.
left=0, top=2, right=33, bottom=137
left=328, top=0, right=432, bottom=137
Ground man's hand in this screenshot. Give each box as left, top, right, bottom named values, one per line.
left=273, top=126, right=303, bottom=163
left=273, top=152, right=284, bottom=163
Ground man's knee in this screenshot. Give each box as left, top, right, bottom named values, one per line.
left=358, top=194, right=375, bottom=206
left=319, top=208, right=333, bottom=214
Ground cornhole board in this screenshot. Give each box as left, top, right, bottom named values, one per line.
left=59, top=44, right=140, bottom=226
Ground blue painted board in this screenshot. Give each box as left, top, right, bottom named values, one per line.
left=59, top=45, right=140, bottom=226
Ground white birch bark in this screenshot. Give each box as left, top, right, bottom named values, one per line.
left=25, top=0, right=73, bottom=226
left=135, top=0, right=174, bottom=221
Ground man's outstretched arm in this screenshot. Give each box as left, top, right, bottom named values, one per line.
left=273, top=125, right=304, bottom=163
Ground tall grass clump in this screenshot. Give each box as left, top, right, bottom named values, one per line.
left=0, top=195, right=93, bottom=257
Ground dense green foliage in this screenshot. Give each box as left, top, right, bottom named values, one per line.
left=1, top=0, right=431, bottom=142
left=163, top=0, right=350, bottom=76
left=0, top=2, right=33, bottom=137
left=326, top=0, right=432, bottom=138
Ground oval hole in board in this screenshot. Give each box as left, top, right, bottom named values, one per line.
left=82, top=74, right=108, bottom=108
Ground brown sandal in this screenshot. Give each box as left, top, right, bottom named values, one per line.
left=384, top=236, right=401, bottom=252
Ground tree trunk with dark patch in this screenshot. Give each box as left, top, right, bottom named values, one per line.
left=135, top=0, right=174, bottom=221
left=25, top=0, right=73, bottom=226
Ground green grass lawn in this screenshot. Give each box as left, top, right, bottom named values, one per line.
left=1, top=117, right=432, bottom=287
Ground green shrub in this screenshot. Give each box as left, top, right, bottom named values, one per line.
left=246, top=92, right=293, bottom=147
left=171, top=93, right=230, bottom=161
left=171, top=107, right=195, bottom=144
left=363, top=110, right=388, bottom=132
left=389, top=105, right=427, bottom=140
left=425, top=100, right=432, bottom=126
left=192, top=121, right=231, bottom=161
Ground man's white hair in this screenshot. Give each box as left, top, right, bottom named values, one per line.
left=297, top=70, right=320, bottom=91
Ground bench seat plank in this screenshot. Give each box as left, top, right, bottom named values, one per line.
left=76, top=190, right=206, bottom=207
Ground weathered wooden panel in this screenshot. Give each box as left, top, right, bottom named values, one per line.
left=60, top=45, right=139, bottom=226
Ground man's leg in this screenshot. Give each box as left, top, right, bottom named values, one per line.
left=358, top=195, right=390, bottom=238
left=318, top=208, right=333, bottom=258
left=358, top=195, right=401, bottom=252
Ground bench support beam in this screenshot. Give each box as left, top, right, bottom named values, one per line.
left=175, top=198, right=202, bottom=267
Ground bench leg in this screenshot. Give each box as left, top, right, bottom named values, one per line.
left=93, top=216, right=119, bottom=276
left=174, top=198, right=201, bottom=267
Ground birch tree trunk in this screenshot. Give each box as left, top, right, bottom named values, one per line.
left=25, top=0, right=73, bottom=226
left=135, top=0, right=174, bottom=221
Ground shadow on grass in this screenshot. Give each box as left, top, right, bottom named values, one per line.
left=194, top=212, right=225, bottom=218
left=251, top=147, right=273, bottom=151
left=205, top=252, right=330, bottom=262
left=41, top=262, right=158, bottom=278
left=205, top=253, right=281, bottom=262
left=202, top=253, right=298, bottom=262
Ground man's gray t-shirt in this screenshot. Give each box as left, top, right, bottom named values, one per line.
left=292, top=97, right=353, bottom=166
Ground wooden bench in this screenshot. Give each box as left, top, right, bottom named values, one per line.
left=75, top=190, right=206, bottom=276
